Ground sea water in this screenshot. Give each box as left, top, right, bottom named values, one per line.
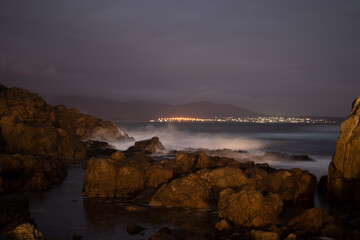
left=25, top=122, right=341, bottom=240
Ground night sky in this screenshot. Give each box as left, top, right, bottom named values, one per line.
left=1, top=1, right=360, bottom=117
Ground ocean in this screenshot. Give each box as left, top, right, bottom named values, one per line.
left=24, top=122, right=341, bottom=240
left=114, top=122, right=340, bottom=178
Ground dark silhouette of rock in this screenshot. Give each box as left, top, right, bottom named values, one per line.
left=260, top=152, right=314, bottom=162
left=287, top=207, right=342, bottom=239
left=328, top=96, right=360, bottom=203
left=218, top=186, right=283, bottom=228
left=0, top=154, right=67, bottom=192
left=0, top=194, right=32, bottom=233
left=126, top=223, right=145, bottom=235
left=128, top=136, right=165, bottom=154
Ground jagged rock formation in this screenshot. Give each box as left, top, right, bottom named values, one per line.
left=0, top=84, right=132, bottom=163
left=83, top=148, right=316, bottom=228
left=328, top=96, right=360, bottom=203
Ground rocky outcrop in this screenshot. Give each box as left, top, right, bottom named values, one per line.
left=0, top=116, right=87, bottom=162
left=218, top=186, right=283, bottom=228
left=287, top=207, right=342, bottom=239
left=328, top=96, right=360, bottom=203
left=0, top=84, right=132, bottom=163
left=128, top=137, right=165, bottom=154
left=0, top=154, right=67, bottom=192
left=83, top=151, right=315, bottom=210
left=5, top=223, right=44, bottom=240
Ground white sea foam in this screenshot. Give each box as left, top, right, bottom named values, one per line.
left=112, top=123, right=267, bottom=152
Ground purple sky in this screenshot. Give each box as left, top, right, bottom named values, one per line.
left=1, top=1, right=360, bottom=117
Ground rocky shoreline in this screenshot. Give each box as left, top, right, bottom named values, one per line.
left=0, top=84, right=359, bottom=240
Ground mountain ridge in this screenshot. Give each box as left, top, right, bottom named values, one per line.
left=45, top=96, right=263, bottom=121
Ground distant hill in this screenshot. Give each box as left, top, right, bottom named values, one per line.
left=45, top=96, right=263, bottom=121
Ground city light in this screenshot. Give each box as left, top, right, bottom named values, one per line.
left=152, top=116, right=337, bottom=124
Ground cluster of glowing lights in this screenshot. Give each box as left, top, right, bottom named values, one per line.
left=151, top=117, right=337, bottom=124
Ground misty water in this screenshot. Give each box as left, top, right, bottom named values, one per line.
left=25, top=122, right=342, bottom=240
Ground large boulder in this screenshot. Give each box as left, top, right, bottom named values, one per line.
left=82, top=158, right=118, bottom=198
left=218, top=186, right=283, bottom=228
left=83, top=155, right=150, bottom=198
left=129, top=137, right=165, bottom=154
left=0, top=154, right=67, bottom=192
left=287, top=207, right=342, bottom=239
left=328, top=96, right=360, bottom=203
left=145, top=163, right=175, bottom=188
left=198, top=167, right=249, bottom=200
left=263, top=168, right=316, bottom=203
left=150, top=173, right=216, bottom=209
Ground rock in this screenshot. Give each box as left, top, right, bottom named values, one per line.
left=83, top=156, right=149, bottom=198
left=82, top=158, right=118, bottom=198
left=115, top=164, right=146, bottom=197
left=328, top=96, right=360, bottom=203
left=195, top=152, right=217, bottom=169
left=85, top=140, right=117, bottom=159
left=218, top=186, right=283, bottom=228
left=0, top=116, right=87, bottom=163
left=166, top=152, right=196, bottom=175
left=150, top=173, right=215, bottom=209
left=110, top=151, right=126, bottom=161
left=126, top=223, right=145, bottom=235
left=250, top=230, right=280, bottom=240
left=150, top=232, right=176, bottom=240
left=215, top=219, right=231, bottom=231
left=263, top=168, right=316, bottom=203
left=0, top=154, right=67, bottom=192
left=287, top=207, right=342, bottom=239
left=262, top=152, right=314, bottom=161
left=284, top=233, right=296, bottom=240
left=198, top=167, right=249, bottom=200
left=145, top=163, right=175, bottom=188
left=0, top=85, right=132, bottom=162
left=0, top=194, right=32, bottom=233
left=52, top=104, right=132, bottom=142
left=5, top=223, right=44, bottom=240
left=129, top=137, right=165, bottom=154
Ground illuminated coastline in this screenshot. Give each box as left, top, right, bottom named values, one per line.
left=151, top=116, right=337, bottom=124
